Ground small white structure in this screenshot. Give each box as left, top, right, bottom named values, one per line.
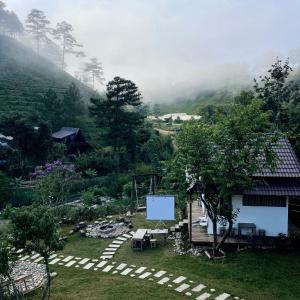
left=198, top=138, right=300, bottom=239
left=148, top=113, right=201, bottom=122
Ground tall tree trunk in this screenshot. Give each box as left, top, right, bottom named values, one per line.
left=41, top=257, right=50, bottom=300
left=216, top=218, right=233, bottom=251
left=212, top=217, right=217, bottom=257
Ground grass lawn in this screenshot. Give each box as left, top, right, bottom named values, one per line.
left=26, top=213, right=300, bottom=300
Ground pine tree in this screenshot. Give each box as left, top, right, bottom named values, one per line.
left=84, top=57, right=105, bottom=88
left=90, top=76, right=144, bottom=169
left=25, top=9, right=50, bottom=54
left=52, top=21, right=85, bottom=70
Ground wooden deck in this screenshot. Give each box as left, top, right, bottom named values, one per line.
left=188, top=201, right=248, bottom=245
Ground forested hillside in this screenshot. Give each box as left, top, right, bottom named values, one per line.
left=156, top=89, right=236, bottom=115
left=0, top=34, right=96, bottom=119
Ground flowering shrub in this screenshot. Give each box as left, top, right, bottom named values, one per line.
left=31, top=161, right=80, bottom=206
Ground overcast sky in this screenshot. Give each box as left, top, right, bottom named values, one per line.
left=6, top=0, right=300, bottom=102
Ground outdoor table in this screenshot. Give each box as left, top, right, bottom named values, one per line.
left=148, top=229, right=168, bottom=245
left=132, top=228, right=148, bottom=250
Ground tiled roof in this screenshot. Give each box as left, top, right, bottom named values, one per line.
left=254, top=137, right=300, bottom=178
left=52, top=127, right=79, bottom=139
left=244, top=179, right=300, bottom=196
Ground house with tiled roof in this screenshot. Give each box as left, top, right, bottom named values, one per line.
left=192, top=137, right=300, bottom=242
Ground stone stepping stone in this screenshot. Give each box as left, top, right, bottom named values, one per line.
left=105, top=248, right=117, bottom=252
left=102, top=252, right=115, bottom=255
left=123, top=234, right=131, bottom=238
left=31, top=253, right=40, bottom=260
left=112, top=240, right=123, bottom=245
left=75, top=257, right=81, bottom=260
left=196, top=292, right=211, bottom=300
left=210, top=289, right=216, bottom=292
left=83, top=263, right=95, bottom=270
left=92, top=259, right=99, bottom=262
left=129, top=231, right=135, bottom=235
left=186, top=292, right=192, bottom=296
left=116, top=237, right=127, bottom=241
left=130, top=274, right=136, bottom=277
left=168, top=284, right=173, bottom=288
left=96, top=261, right=108, bottom=268
left=94, top=268, right=98, bottom=271
left=62, top=256, right=74, bottom=263
left=157, top=277, right=170, bottom=285
left=19, top=255, right=29, bottom=261
left=109, top=244, right=120, bottom=248
left=175, top=283, right=190, bottom=293
left=173, top=276, right=186, bottom=284
left=121, top=268, right=133, bottom=275
left=192, top=284, right=206, bottom=293
left=16, top=249, right=24, bottom=254
left=215, top=293, right=230, bottom=300
left=100, top=255, right=113, bottom=260
left=49, top=258, right=60, bottom=265
left=154, top=270, right=166, bottom=278
left=102, top=265, right=114, bottom=272
left=112, top=271, right=118, bottom=274
left=58, top=262, right=64, bottom=266
left=79, top=258, right=90, bottom=265
left=116, top=263, right=127, bottom=271
left=49, top=254, right=57, bottom=260
left=139, top=272, right=152, bottom=279
left=135, top=267, right=147, bottom=274
left=34, top=257, right=44, bottom=263
left=65, top=260, right=77, bottom=267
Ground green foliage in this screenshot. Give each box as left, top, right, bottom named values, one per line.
left=10, top=205, right=64, bottom=299
left=0, top=171, right=11, bottom=209
left=0, top=117, right=52, bottom=176
left=32, top=162, right=80, bottom=206
left=74, top=150, right=115, bottom=176
left=173, top=100, right=278, bottom=253
left=0, top=35, right=94, bottom=120
left=254, top=58, right=300, bottom=158
left=80, top=186, right=105, bottom=206
left=89, top=76, right=144, bottom=169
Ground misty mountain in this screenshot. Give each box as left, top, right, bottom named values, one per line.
left=0, top=34, right=96, bottom=119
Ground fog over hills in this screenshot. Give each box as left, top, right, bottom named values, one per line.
left=5, top=0, right=300, bottom=103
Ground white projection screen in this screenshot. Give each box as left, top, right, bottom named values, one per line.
left=146, top=195, right=175, bottom=221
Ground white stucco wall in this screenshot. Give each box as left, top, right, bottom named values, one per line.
left=207, top=195, right=288, bottom=237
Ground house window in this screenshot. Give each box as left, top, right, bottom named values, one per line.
left=243, top=195, right=286, bottom=207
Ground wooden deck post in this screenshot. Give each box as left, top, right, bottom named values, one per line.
left=189, top=193, right=192, bottom=243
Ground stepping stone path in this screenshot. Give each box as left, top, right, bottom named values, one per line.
left=173, top=276, right=186, bottom=284
left=97, top=261, right=108, bottom=268
left=98, top=231, right=135, bottom=261
left=62, top=256, right=74, bottom=263
left=121, top=268, right=133, bottom=275
left=83, top=263, right=95, bottom=270
left=49, top=258, right=60, bottom=265
left=79, top=258, right=90, bottom=265
left=18, top=229, right=239, bottom=300
left=65, top=260, right=77, bottom=267
left=158, top=277, right=170, bottom=285
left=135, top=267, right=146, bottom=274
left=215, top=293, right=231, bottom=300
left=116, top=263, right=127, bottom=271
left=154, top=270, right=166, bottom=278
left=139, top=272, right=152, bottom=279
left=192, top=284, right=206, bottom=292
left=175, top=283, right=190, bottom=293
left=196, top=293, right=211, bottom=300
